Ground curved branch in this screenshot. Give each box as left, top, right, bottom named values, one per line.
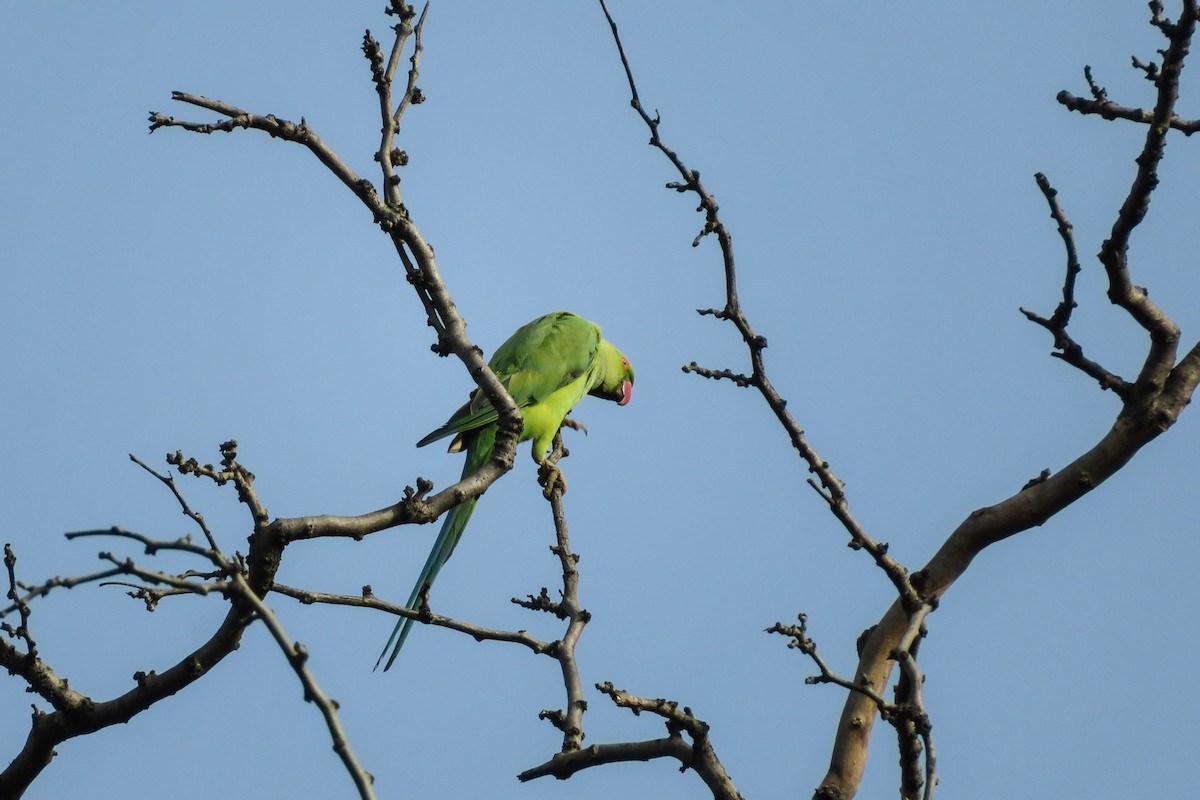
left=520, top=681, right=743, bottom=799
left=0, top=603, right=255, bottom=795
left=596, top=0, right=915, bottom=609
left=593, top=683, right=742, bottom=800
left=1096, top=1, right=1195, bottom=393
left=1020, top=173, right=1133, bottom=397
left=820, top=394, right=1194, bottom=797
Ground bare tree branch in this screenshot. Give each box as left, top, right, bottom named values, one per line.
left=2, top=437, right=390, bottom=799
left=601, top=3, right=1200, bottom=800
left=65, top=525, right=216, bottom=561
left=1, top=448, right=278, bottom=794
left=94, top=454, right=372, bottom=796
left=596, top=0, right=916, bottom=610
left=147, top=7, right=527, bottom=538
left=1020, top=174, right=1133, bottom=396
left=1056, top=88, right=1200, bottom=132
left=3, top=546, right=39, bottom=660
left=521, top=681, right=742, bottom=800
left=1, top=584, right=255, bottom=793
left=0, top=565, right=126, bottom=619
left=518, top=737, right=693, bottom=782
left=271, top=582, right=557, bottom=654
left=598, top=1, right=939, bottom=796
left=766, top=615, right=892, bottom=707
left=765, top=608, right=936, bottom=800
left=818, top=5, right=1200, bottom=798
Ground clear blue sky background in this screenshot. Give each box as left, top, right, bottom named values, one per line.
left=3, top=3, right=1197, bottom=798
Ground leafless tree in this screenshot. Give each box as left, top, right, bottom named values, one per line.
left=3, top=3, right=1198, bottom=799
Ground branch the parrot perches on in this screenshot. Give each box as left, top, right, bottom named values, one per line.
left=376, top=311, right=635, bottom=671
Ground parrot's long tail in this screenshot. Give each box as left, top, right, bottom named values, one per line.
left=374, top=497, right=477, bottom=671
left=376, top=430, right=492, bottom=671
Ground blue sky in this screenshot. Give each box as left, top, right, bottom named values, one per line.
left=3, top=2, right=1198, bottom=798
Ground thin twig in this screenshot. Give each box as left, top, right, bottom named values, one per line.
left=1056, top=91, right=1200, bottom=132
left=164, top=440, right=268, bottom=528
left=1019, top=174, right=1133, bottom=397
left=65, top=526, right=213, bottom=560
left=3, top=545, right=38, bottom=657
left=230, top=572, right=376, bottom=800
left=766, top=611, right=937, bottom=800
left=0, top=565, right=126, bottom=618
left=270, top=582, right=557, bottom=654
left=765, top=614, right=891, bottom=709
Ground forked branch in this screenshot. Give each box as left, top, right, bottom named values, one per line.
left=822, top=4, right=1200, bottom=798
left=147, top=4, right=525, bottom=531
left=601, top=3, right=1200, bottom=800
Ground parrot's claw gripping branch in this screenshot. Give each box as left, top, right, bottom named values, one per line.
left=538, top=462, right=568, bottom=498
left=560, top=417, right=589, bottom=436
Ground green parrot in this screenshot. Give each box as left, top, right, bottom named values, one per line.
left=376, top=311, right=635, bottom=671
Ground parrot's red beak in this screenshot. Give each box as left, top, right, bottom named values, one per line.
left=618, top=380, right=632, bottom=406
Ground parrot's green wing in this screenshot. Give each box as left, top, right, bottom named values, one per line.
left=416, top=312, right=602, bottom=449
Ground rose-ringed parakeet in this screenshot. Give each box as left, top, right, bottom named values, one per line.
left=376, top=311, right=634, bottom=670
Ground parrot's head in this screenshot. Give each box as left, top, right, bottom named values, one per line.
left=591, top=340, right=634, bottom=406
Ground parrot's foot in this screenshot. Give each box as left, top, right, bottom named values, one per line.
left=561, top=417, right=589, bottom=436
left=538, top=462, right=567, bottom=498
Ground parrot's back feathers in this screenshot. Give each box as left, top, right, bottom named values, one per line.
left=415, top=312, right=616, bottom=450
left=380, top=311, right=635, bottom=670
